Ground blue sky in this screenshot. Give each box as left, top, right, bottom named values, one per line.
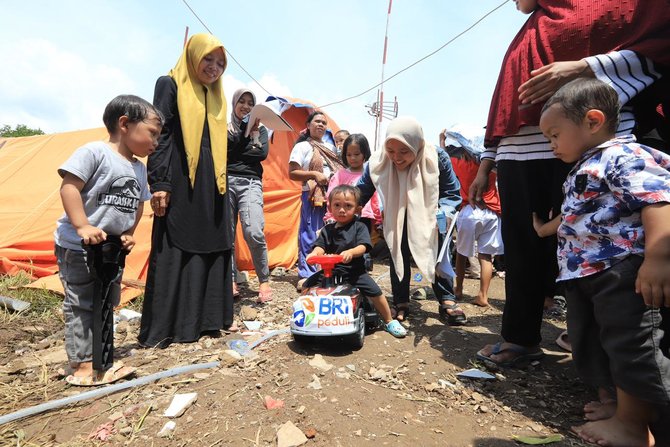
left=0, top=0, right=528, bottom=146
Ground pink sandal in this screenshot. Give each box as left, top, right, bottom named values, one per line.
left=257, top=289, right=273, bottom=304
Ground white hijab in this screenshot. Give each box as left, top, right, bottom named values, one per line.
left=369, top=117, right=439, bottom=283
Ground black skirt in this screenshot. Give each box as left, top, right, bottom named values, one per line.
left=138, top=217, right=234, bottom=348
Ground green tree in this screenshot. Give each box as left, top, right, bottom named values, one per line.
left=0, top=124, right=45, bottom=138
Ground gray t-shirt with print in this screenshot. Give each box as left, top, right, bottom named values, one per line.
left=54, top=141, right=151, bottom=250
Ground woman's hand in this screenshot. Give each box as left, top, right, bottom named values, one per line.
left=121, top=233, right=136, bottom=251
left=313, top=172, right=329, bottom=186
left=151, top=191, right=171, bottom=217
left=249, top=118, right=261, bottom=133
left=518, top=60, right=593, bottom=104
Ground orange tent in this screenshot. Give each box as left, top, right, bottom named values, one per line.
left=0, top=97, right=338, bottom=302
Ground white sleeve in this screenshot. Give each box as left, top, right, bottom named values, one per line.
left=583, top=50, right=662, bottom=106
left=288, top=141, right=311, bottom=169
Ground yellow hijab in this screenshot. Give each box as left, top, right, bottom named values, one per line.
left=168, top=33, right=228, bottom=194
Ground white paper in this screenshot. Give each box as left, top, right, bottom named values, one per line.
left=456, top=368, right=496, bottom=380
left=243, top=320, right=262, bottom=331
left=163, top=393, right=198, bottom=418
left=244, top=103, right=293, bottom=137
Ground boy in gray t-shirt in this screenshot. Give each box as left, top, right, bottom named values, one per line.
left=55, top=95, right=162, bottom=385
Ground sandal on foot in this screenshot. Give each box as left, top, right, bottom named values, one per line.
left=385, top=320, right=407, bottom=338
left=392, top=305, right=410, bottom=322
left=439, top=302, right=467, bottom=326
left=65, top=361, right=135, bottom=387
left=476, top=342, right=544, bottom=368
left=223, top=323, right=240, bottom=334
left=257, top=289, right=273, bottom=304
left=555, top=330, right=572, bottom=352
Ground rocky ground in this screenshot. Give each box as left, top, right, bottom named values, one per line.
left=0, top=261, right=595, bottom=447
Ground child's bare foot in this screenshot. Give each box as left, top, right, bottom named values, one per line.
left=454, top=285, right=463, bottom=301
left=473, top=294, right=489, bottom=307
left=572, top=417, right=654, bottom=447
left=584, top=399, right=617, bottom=421
left=72, top=362, right=93, bottom=378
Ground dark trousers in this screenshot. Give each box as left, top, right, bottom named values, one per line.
left=389, top=220, right=455, bottom=306
left=497, top=159, right=572, bottom=347
left=565, top=256, right=670, bottom=406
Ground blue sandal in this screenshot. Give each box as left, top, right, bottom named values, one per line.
left=385, top=320, right=407, bottom=338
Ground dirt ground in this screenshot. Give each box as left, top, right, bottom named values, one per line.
left=0, top=261, right=596, bottom=447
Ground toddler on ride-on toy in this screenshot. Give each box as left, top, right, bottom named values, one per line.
left=297, top=185, right=406, bottom=342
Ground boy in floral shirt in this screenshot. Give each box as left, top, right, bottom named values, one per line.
left=538, top=78, right=670, bottom=447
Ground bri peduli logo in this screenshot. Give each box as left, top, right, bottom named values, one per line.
left=292, top=297, right=316, bottom=328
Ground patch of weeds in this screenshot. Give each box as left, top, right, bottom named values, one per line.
left=0, top=273, right=63, bottom=322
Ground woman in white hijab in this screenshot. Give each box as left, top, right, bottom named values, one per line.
left=357, top=116, right=465, bottom=325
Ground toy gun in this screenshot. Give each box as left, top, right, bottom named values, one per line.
left=83, top=235, right=127, bottom=372
left=306, top=254, right=344, bottom=288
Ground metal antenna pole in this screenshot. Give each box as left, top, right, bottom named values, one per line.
left=375, top=0, right=393, bottom=151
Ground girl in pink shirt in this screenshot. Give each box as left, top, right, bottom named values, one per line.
left=325, top=134, right=382, bottom=228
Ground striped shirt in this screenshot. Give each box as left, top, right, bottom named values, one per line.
left=481, top=50, right=662, bottom=162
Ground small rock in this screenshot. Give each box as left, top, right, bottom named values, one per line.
left=297, top=405, right=305, bottom=414
left=304, top=427, right=317, bottom=439
left=307, top=375, right=322, bottom=390
left=158, top=421, right=176, bottom=438
left=239, top=305, right=258, bottom=321
left=345, top=364, right=356, bottom=372
left=309, top=354, right=333, bottom=372
left=219, top=350, right=242, bottom=367
left=276, top=421, right=307, bottom=447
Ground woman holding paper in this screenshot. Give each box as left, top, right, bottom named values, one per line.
left=227, top=88, right=273, bottom=303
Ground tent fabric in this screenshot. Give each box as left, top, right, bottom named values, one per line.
left=0, top=98, right=339, bottom=303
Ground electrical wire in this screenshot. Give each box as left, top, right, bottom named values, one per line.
left=180, top=0, right=508, bottom=108
left=317, top=0, right=508, bottom=108
left=180, top=0, right=273, bottom=96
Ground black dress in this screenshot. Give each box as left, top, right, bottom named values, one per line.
left=138, top=76, right=234, bottom=348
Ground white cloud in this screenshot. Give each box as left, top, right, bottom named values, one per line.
left=0, top=38, right=137, bottom=133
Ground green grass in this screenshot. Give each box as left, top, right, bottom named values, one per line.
left=0, top=273, right=64, bottom=321
left=0, top=272, right=146, bottom=321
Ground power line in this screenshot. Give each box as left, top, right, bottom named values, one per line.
left=180, top=0, right=273, bottom=96
left=180, top=0, right=508, bottom=108
left=317, top=0, right=508, bottom=109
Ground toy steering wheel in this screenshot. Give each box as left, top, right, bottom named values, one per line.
left=306, top=254, right=343, bottom=280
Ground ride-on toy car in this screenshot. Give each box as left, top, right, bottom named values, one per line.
left=290, top=254, right=379, bottom=349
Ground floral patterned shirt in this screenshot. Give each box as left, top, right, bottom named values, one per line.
left=557, top=135, right=670, bottom=281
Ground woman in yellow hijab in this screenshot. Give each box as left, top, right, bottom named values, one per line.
left=139, top=33, right=237, bottom=348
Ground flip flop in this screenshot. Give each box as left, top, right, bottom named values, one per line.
left=476, top=342, right=544, bottom=368
left=555, top=330, right=572, bottom=352
left=65, top=361, right=136, bottom=387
